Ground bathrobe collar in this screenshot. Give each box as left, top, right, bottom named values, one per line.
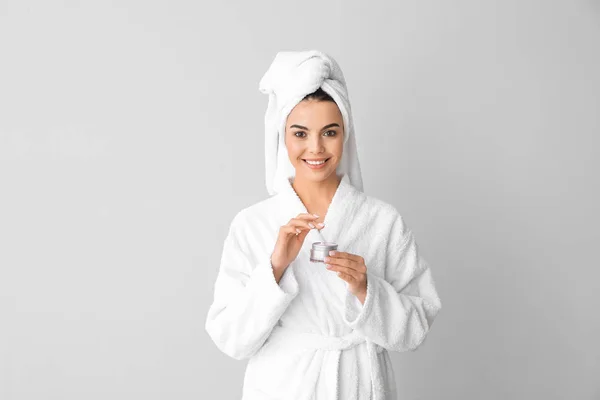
left=280, top=173, right=359, bottom=244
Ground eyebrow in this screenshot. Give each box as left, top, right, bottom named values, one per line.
left=289, top=123, right=341, bottom=131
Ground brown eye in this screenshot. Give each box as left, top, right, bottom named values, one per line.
left=324, top=130, right=337, bottom=136
left=294, top=131, right=306, bottom=138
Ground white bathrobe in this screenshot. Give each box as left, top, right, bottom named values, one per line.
left=205, top=175, right=442, bottom=400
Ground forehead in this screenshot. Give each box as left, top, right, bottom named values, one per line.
left=286, top=100, right=343, bottom=127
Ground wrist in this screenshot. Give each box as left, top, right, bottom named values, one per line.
left=270, top=262, right=286, bottom=284
left=354, top=286, right=367, bottom=304
left=270, top=255, right=287, bottom=271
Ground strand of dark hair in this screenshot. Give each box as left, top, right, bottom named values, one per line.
left=302, top=87, right=335, bottom=103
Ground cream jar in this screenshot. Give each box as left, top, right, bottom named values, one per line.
left=310, top=242, right=338, bottom=263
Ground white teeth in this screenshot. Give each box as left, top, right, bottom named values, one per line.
left=305, top=159, right=326, bottom=165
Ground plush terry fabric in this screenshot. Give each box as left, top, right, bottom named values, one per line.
left=205, top=175, right=442, bottom=399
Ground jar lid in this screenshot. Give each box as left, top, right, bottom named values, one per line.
left=311, top=241, right=338, bottom=249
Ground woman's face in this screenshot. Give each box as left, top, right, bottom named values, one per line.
left=284, top=99, right=344, bottom=184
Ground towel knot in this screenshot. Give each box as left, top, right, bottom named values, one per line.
left=259, top=50, right=344, bottom=106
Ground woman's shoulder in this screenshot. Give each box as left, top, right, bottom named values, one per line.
left=358, top=191, right=412, bottom=238
left=360, top=191, right=403, bottom=219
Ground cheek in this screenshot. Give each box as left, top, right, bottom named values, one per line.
left=286, top=141, right=303, bottom=159
left=332, top=140, right=344, bottom=157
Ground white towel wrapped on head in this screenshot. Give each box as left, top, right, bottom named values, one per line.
left=259, top=50, right=364, bottom=196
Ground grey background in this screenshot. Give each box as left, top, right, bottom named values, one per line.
left=1, top=1, right=598, bottom=399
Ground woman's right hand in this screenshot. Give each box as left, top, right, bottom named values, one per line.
left=271, top=213, right=323, bottom=272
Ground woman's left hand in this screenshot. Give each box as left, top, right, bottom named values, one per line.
left=324, top=251, right=368, bottom=301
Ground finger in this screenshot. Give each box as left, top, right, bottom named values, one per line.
left=281, top=225, right=314, bottom=241
left=336, top=271, right=356, bottom=283
left=326, top=257, right=365, bottom=272
left=284, top=222, right=310, bottom=235
left=294, top=213, right=320, bottom=221
left=297, top=225, right=311, bottom=239
left=329, top=251, right=363, bottom=263
left=326, top=264, right=361, bottom=279
left=288, top=219, right=321, bottom=231
left=281, top=226, right=302, bottom=236
left=326, top=257, right=352, bottom=268
left=327, top=253, right=365, bottom=271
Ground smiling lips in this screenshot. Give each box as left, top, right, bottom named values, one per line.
left=303, top=158, right=330, bottom=169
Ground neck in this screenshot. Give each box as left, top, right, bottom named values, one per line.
left=291, top=174, right=342, bottom=206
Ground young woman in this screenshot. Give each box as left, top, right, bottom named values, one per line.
left=205, top=50, right=442, bottom=400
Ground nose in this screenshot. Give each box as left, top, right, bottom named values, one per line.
left=308, top=134, right=325, bottom=154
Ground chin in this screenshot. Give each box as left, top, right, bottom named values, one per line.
left=295, top=162, right=340, bottom=182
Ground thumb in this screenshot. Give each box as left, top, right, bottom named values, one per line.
left=297, top=227, right=311, bottom=242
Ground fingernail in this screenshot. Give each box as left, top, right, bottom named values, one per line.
left=296, top=228, right=301, bottom=234
left=324, top=257, right=330, bottom=262
left=308, top=223, right=315, bottom=228
left=313, top=214, right=319, bottom=217
left=317, top=223, right=325, bottom=227
left=325, top=264, right=331, bottom=269
left=329, top=250, right=336, bottom=256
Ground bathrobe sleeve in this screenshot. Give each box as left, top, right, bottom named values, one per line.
left=343, top=212, right=442, bottom=352
left=205, top=211, right=299, bottom=360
